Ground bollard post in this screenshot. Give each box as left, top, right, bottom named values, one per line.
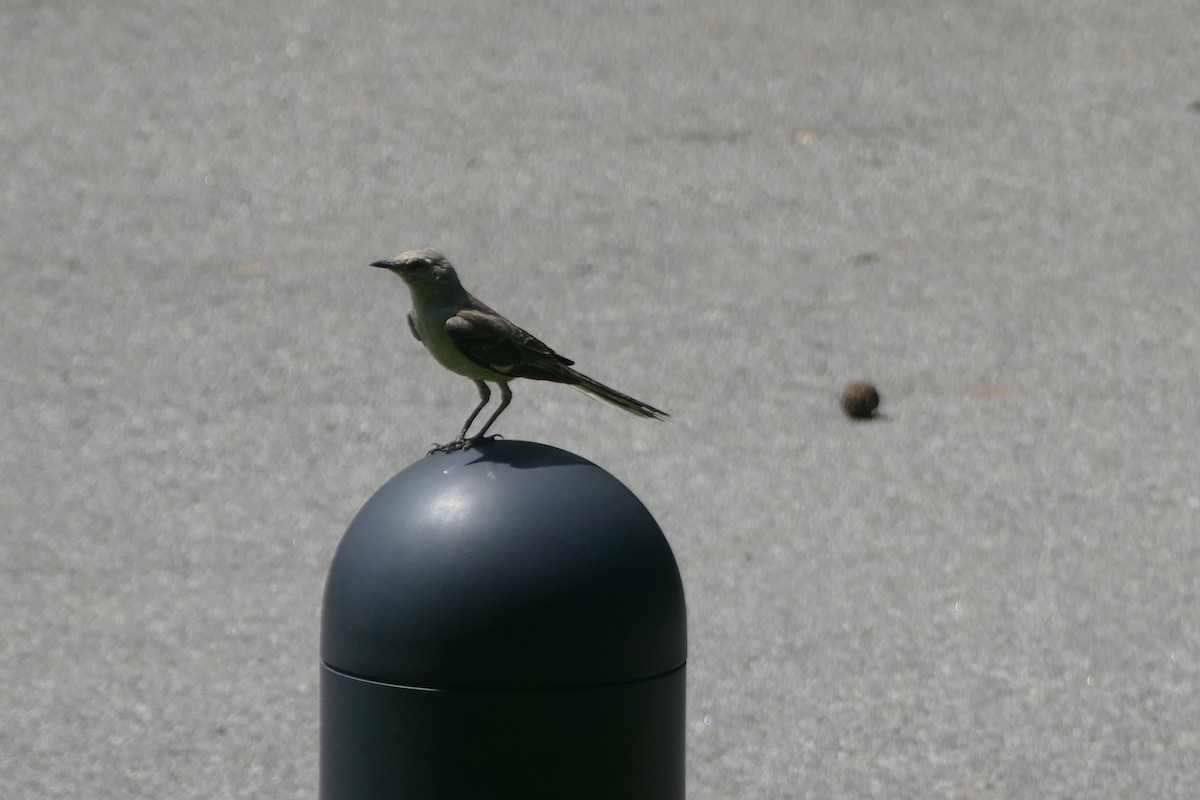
left=320, top=440, right=686, bottom=799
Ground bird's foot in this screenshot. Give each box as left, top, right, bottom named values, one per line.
left=427, top=438, right=469, bottom=455
left=427, top=434, right=503, bottom=455
left=461, top=433, right=503, bottom=451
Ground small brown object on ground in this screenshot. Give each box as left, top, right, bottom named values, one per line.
left=841, top=381, right=880, bottom=419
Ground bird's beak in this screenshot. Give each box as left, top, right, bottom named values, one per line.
left=369, top=259, right=395, bottom=269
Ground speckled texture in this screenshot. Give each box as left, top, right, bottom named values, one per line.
left=3, top=1, right=1199, bottom=798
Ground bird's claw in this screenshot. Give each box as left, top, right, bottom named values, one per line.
left=427, top=439, right=468, bottom=455
left=462, top=434, right=502, bottom=451
left=427, top=434, right=504, bottom=456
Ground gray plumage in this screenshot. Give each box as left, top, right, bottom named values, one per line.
left=370, top=249, right=668, bottom=453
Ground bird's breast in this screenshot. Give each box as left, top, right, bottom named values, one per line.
left=411, top=307, right=502, bottom=381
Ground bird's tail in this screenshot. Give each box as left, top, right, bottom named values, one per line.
left=570, top=372, right=670, bottom=420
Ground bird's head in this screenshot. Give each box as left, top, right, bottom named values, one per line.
left=369, top=249, right=460, bottom=291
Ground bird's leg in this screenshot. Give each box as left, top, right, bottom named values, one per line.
left=428, top=381, right=491, bottom=454
left=459, top=380, right=492, bottom=438
left=463, top=382, right=511, bottom=450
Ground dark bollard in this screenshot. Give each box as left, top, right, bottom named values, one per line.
left=320, top=439, right=686, bottom=800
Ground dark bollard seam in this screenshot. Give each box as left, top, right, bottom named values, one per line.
left=321, top=660, right=686, bottom=694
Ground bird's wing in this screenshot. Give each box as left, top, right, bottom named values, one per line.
left=406, top=312, right=421, bottom=343
left=446, top=308, right=577, bottom=382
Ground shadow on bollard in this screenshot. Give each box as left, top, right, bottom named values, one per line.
left=321, top=440, right=686, bottom=800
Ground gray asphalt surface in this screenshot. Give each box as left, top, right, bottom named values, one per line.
left=4, top=1, right=1199, bottom=798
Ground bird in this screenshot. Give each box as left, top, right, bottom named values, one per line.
left=370, top=249, right=669, bottom=454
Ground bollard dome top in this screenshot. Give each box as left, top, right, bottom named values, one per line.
left=321, top=440, right=686, bottom=690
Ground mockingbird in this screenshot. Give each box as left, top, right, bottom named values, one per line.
left=370, top=249, right=669, bottom=453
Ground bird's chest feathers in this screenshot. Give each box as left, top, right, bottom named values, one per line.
left=411, top=306, right=489, bottom=377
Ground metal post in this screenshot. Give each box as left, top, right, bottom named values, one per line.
left=320, top=440, right=686, bottom=800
